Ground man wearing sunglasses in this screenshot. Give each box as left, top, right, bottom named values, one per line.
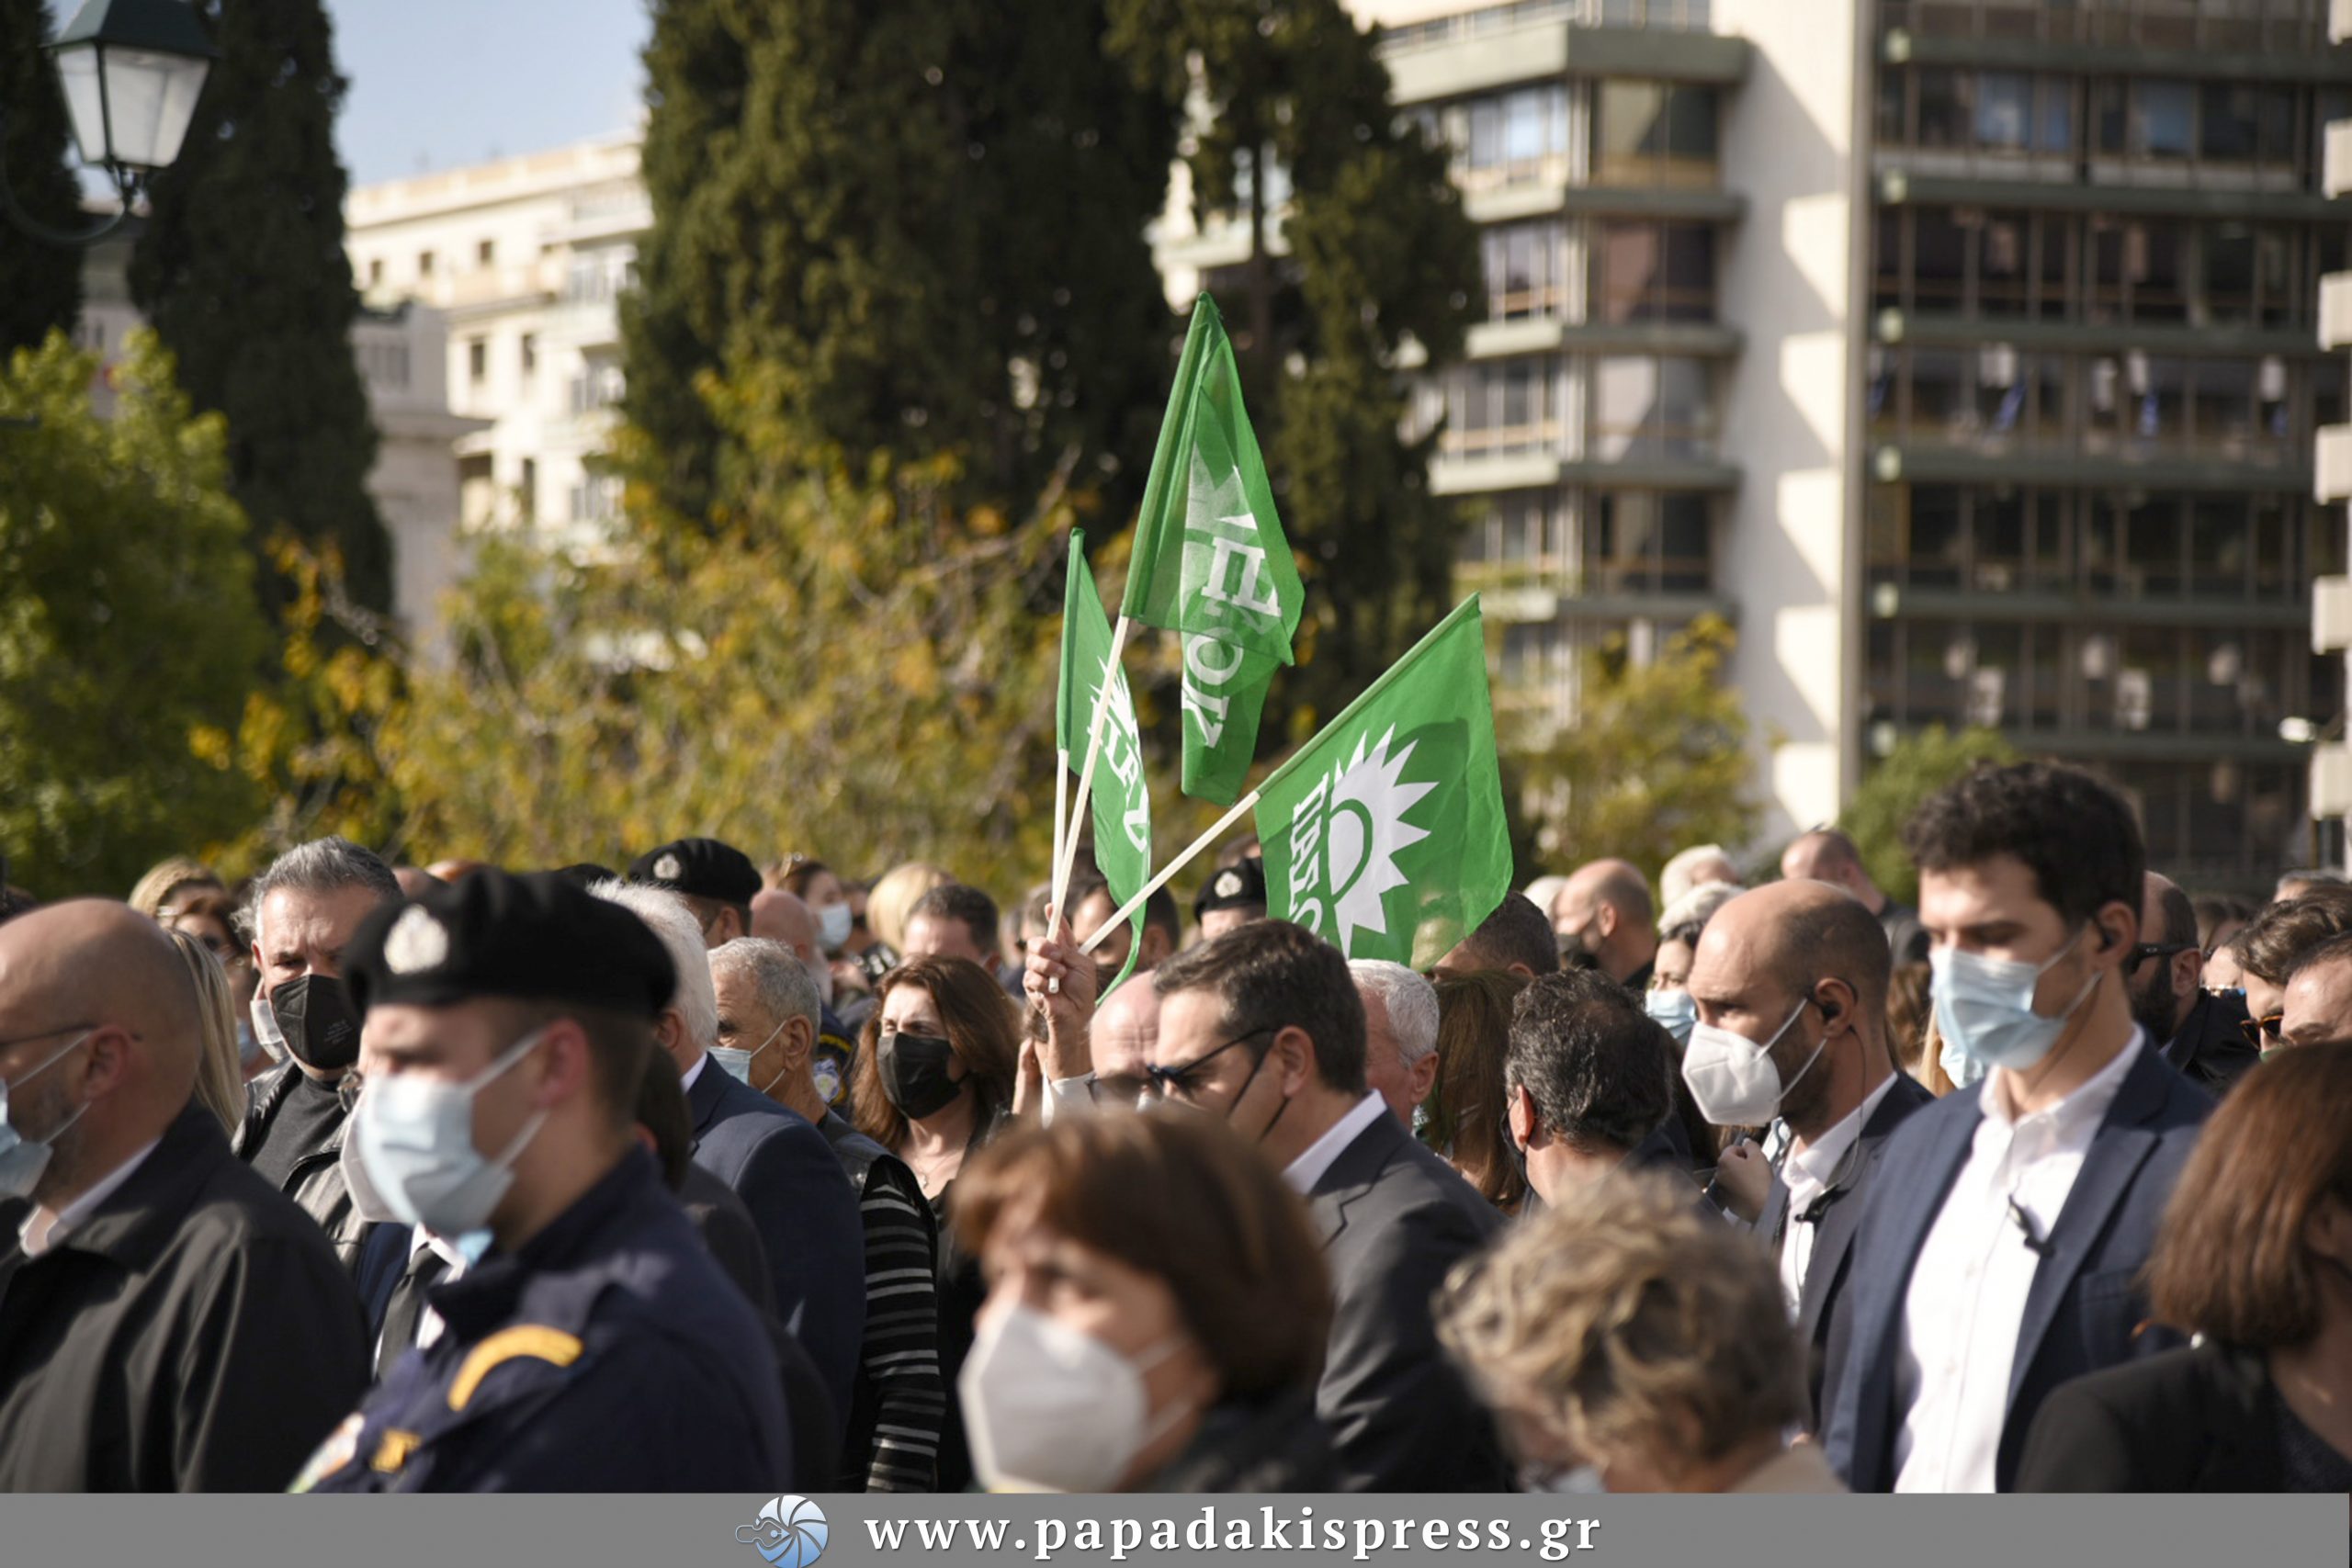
left=2125, top=873, right=2257, bottom=1093
left=1147, top=920, right=1507, bottom=1494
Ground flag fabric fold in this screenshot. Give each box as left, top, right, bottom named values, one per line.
left=1057, top=529, right=1152, bottom=991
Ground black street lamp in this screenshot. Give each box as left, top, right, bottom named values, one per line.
left=0, top=0, right=215, bottom=248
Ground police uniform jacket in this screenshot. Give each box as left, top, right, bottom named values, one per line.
left=0, top=1099, right=368, bottom=1491
left=302, top=1145, right=790, bottom=1493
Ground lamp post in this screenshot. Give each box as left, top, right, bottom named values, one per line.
left=0, top=0, right=215, bottom=248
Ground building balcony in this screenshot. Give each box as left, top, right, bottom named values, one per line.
left=1878, top=310, right=2329, bottom=362
left=1882, top=24, right=2352, bottom=85
left=1378, top=18, right=1748, bottom=107
left=1463, top=182, right=1745, bottom=225
left=1874, top=721, right=2312, bottom=768
left=1878, top=168, right=2350, bottom=222
left=1466, top=317, right=1741, bottom=360
left=1872, top=441, right=2312, bottom=492
left=1868, top=581, right=2313, bottom=632
left=1430, top=450, right=1740, bottom=495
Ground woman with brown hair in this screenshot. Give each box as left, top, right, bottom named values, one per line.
left=2017, top=1042, right=2352, bottom=1492
left=853, top=953, right=1021, bottom=1492
left=1426, top=971, right=1531, bottom=1213
left=954, top=1110, right=1334, bottom=1492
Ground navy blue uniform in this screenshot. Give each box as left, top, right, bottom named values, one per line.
left=298, top=1146, right=790, bottom=1492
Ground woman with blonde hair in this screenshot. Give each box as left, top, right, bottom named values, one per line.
left=128, top=855, right=224, bottom=919
left=866, top=862, right=954, bottom=957
left=164, top=928, right=250, bottom=1134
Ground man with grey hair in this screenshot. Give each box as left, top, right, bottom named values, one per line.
left=594, top=883, right=866, bottom=1426
left=1351, top=960, right=1441, bottom=1127
left=712, top=939, right=946, bottom=1491
left=234, top=835, right=401, bottom=1269
left=1660, top=843, right=1740, bottom=909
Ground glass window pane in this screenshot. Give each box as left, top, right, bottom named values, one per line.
left=1909, top=348, right=1970, bottom=437
left=2127, top=498, right=2186, bottom=597
left=2136, top=81, right=2194, bottom=160
left=1978, top=214, right=2028, bottom=316
left=1593, top=356, right=1657, bottom=459
left=2202, top=225, right=2256, bottom=325
left=1657, top=224, right=1714, bottom=320
left=1914, top=209, right=1966, bottom=311
left=1657, top=357, right=1710, bottom=456
left=1911, top=486, right=1963, bottom=589
left=2191, top=498, right=2248, bottom=600
left=1594, top=220, right=1659, bottom=323
left=1598, top=81, right=1663, bottom=182
left=2036, top=77, right=2073, bottom=153
left=1917, top=67, right=1969, bottom=149
left=1975, top=73, right=2031, bottom=150
left=1659, top=494, right=1709, bottom=591
left=2198, top=83, right=2259, bottom=162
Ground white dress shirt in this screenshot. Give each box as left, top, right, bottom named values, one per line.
left=1778, top=1071, right=1901, bottom=1315
left=17, top=1136, right=162, bottom=1258
left=1890, top=1031, right=2143, bottom=1494
left=680, top=1051, right=707, bottom=1093
left=1283, top=1091, right=1387, bottom=1195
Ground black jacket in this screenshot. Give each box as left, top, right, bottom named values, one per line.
left=232, top=1060, right=370, bottom=1271
left=2016, top=1341, right=2306, bottom=1493
left=1753, top=1072, right=1937, bottom=1427
left=1306, top=1106, right=1508, bottom=1492
left=1140, top=1389, right=1337, bottom=1493
left=2162, top=990, right=2261, bottom=1096
left=0, top=1100, right=369, bottom=1491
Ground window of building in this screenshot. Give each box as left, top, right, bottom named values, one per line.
left=517, top=457, right=537, bottom=522
left=1581, top=491, right=1713, bottom=597
left=1481, top=222, right=1569, bottom=321
left=1591, top=355, right=1713, bottom=459
left=1448, top=358, right=1565, bottom=459
left=477, top=238, right=495, bottom=267
left=2133, top=80, right=2195, bottom=159
left=1462, top=84, right=1568, bottom=186
left=367, top=257, right=384, bottom=287
left=1595, top=80, right=1716, bottom=186
left=1591, top=220, right=1714, bottom=322
left=468, top=338, right=487, bottom=383
left=520, top=333, right=537, bottom=377
left=418, top=250, right=435, bottom=277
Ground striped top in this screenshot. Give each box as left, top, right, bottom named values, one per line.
left=831, top=1129, right=947, bottom=1492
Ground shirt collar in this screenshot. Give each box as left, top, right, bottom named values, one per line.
left=1782, top=1071, right=1901, bottom=1207
left=17, top=1136, right=163, bottom=1258
left=1282, top=1091, right=1388, bottom=1195
left=1976, top=1027, right=2145, bottom=1134
left=679, top=1051, right=707, bottom=1092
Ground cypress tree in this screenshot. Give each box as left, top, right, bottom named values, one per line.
left=0, top=0, right=84, bottom=354
left=129, top=0, right=390, bottom=615
left=621, top=0, right=1179, bottom=529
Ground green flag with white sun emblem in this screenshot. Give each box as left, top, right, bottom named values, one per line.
left=1252, top=597, right=1513, bottom=967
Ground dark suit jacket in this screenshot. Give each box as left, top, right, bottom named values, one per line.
left=1306, top=1108, right=1508, bottom=1493
left=1753, top=1072, right=1937, bottom=1427
left=2015, top=1341, right=2293, bottom=1493
left=1821, top=1043, right=2211, bottom=1492
left=684, top=1058, right=866, bottom=1425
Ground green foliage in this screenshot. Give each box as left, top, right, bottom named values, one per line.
left=1105, top=0, right=1483, bottom=733
left=128, top=0, right=390, bottom=615
left=1842, top=724, right=2021, bottom=906
left=621, top=0, right=1179, bottom=531
left=0, top=332, right=268, bottom=897
left=1512, top=615, right=1758, bottom=884
left=0, top=0, right=82, bottom=353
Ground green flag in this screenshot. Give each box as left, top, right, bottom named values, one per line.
left=1253, top=598, right=1512, bottom=967
left=1126, top=294, right=1302, bottom=807
left=1057, top=529, right=1151, bottom=990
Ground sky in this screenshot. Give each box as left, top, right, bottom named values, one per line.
left=328, top=0, right=651, bottom=188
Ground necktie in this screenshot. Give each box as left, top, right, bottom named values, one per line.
left=377, top=1246, right=450, bottom=1380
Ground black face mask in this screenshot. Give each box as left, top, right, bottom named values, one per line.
left=1558, top=940, right=1600, bottom=974
left=878, top=1030, right=963, bottom=1121
left=268, top=974, right=362, bottom=1073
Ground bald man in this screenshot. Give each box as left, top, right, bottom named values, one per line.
left=1781, top=829, right=1929, bottom=964
left=1024, top=926, right=1159, bottom=1119
left=0, top=901, right=367, bottom=1490
left=1684, top=881, right=1932, bottom=1428
left=1551, top=859, right=1659, bottom=990
left=2132, top=872, right=2257, bottom=1092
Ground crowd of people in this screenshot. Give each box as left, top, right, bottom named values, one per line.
left=2, top=757, right=2349, bottom=1496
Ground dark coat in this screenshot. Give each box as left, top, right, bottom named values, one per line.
left=2162, top=989, right=2261, bottom=1096
left=2016, top=1341, right=2302, bottom=1493
left=1753, top=1072, right=1937, bottom=1427
left=1821, top=1044, right=2211, bottom=1492
left=303, top=1146, right=790, bottom=1492
left=1306, top=1107, right=1509, bottom=1493
left=0, top=1100, right=369, bottom=1491
left=231, top=1060, right=370, bottom=1271
left=684, top=1056, right=867, bottom=1423
left=1140, top=1388, right=1338, bottom=1493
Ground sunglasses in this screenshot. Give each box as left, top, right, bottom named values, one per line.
left=2240, top=1011, right=2284, bottom=1048
left=2126, top=942, right=2196, bottom=973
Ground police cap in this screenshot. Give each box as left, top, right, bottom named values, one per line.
left=1195, top=856, right=1269, bottom=921
left=627, top=837, right=761, bottom=908
left=346, top=867, right=677, bottom=1019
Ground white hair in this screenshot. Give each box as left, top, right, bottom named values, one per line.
left=1349, top=959, right=1439, bottom=1066
left=710, top=937, right=820, bottom=1037
left=593, top=880, right=718, bottom=1050
left=1658, top=880, right=1743, bottom=941
left=1521, top=874, right=1570, bottom=924
left=1660, top=843, right=1739, bottom=908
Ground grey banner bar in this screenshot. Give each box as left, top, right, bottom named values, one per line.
left=3, top=1494, right=2345, bottom=1568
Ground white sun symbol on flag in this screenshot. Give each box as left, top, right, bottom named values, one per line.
left=1324, top=725, right=1437, bottom=956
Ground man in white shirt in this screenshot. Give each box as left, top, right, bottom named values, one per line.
left=1821, top=762, right=2211, bottom=1493
left=1147, top=919, right=1507, bottom=1492
left=1683, top=880, right=1933, bottom=1427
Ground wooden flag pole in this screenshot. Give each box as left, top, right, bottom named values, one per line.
left=1050, top=747, right=1070, bottom=925
left=1079, top=787, right=1261, bottom=956
left=1052, top=615, right=1131, bottom=919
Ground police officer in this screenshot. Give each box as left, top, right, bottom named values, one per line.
left=296, top=870, right=791, bottom=1492
left=629, top=837, right=763, bottom=948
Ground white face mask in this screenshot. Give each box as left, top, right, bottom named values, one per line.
left=815, top=903, right=854, bottom=954
left=1680, top=998, right=1824, bottom=1129
left=958, top=1303, right=1191, bottom=1493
